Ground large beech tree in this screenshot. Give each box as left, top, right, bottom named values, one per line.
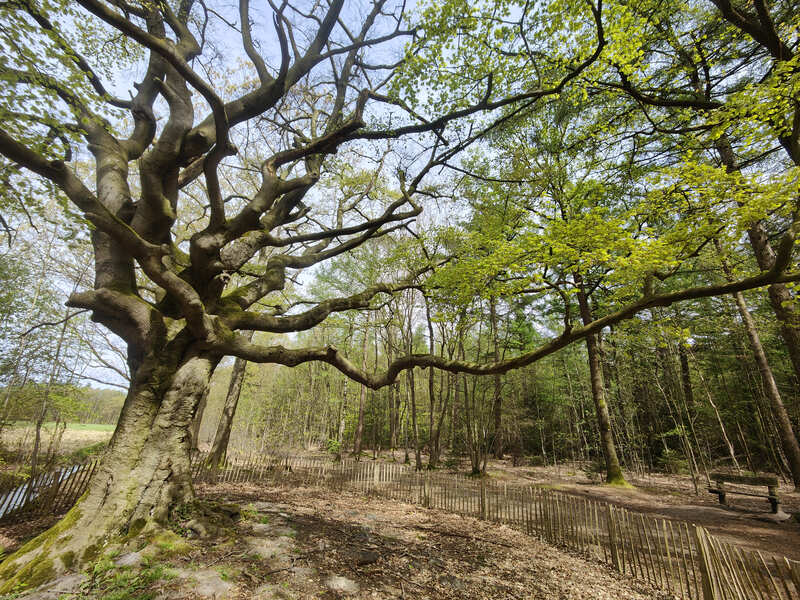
left=1, top=0, right=800, bottom=588
left=0, top=0, right=605, bottom=584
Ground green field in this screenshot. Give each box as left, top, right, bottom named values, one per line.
left=10, top=422, right=116, bottom=432
left=62, top=423, right=116, bottom=431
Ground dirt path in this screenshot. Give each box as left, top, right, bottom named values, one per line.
left=5, top=481, right=674, bottom=599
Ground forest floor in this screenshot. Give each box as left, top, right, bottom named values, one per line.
left=3, top=481, right=671, bottom=600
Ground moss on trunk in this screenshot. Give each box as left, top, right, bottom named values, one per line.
left=0, top=351, right=216, bottom=592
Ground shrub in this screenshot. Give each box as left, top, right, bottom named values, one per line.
left=656, top=449, right=687, bottom=475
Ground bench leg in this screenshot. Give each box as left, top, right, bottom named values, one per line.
left=717, top=492, right=727, bottom=506
left=768, top=485, right=779, bottom=514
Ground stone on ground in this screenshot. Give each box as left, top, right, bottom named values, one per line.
left=325, top=575, right=360, bottom=595
left=170, top=567, right=235, bottom=599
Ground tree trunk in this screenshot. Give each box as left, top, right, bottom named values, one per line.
left=490, top=298, right=503, bottom=459
left=336, top=380, right=347, bottom=461
left=716, top=136, right=800, bottom=389
left=208, top=331, right=254, bottom=466
left=0, top=350, right=217, bottom=590
left=26, top=310, right=70, bottom=506
left=190, top=387, right=209, bottom=454
left=733, top=291, right=800, bottom=490
left=407, top=366, right=423, bottom=471
left=424, top=297, right=435, bottom=461
left=678, top=344, right=694, bottom=407
left=353, top=320, right=369, bottom=458
left=576, top=279, right=628, bottom=486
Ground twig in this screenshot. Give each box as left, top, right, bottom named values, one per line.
left=208, top=550, right=239, bottom=565
left=18, top=309, right=89, bottom=338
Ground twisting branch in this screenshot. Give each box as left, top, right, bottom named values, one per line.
left=223, top=264, right=800, bottom=388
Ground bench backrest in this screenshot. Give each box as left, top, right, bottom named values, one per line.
left=709, top=472, right=778, bottom=486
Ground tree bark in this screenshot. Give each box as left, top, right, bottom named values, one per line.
left=490, top=298, right=503, bottom=459
left=353, top=318, right=369, bottom=458
left=575, top=279, right=628, bottom=486
left=715, top=136, right=800, bottom=390
left=733, top=291, right=800, bottom=490
left=208, top=330, right=254, bottom=467
left=190, top=387, right=209, bottom=454
left=0, top=349, right=218, bottom=589
left=747, top=224, right=800, bottom=390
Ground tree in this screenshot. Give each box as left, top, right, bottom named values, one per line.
left=1, top=0, right=800, bottom=588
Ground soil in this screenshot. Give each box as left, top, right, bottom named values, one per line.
left=7, top=480, right=672, bottom=599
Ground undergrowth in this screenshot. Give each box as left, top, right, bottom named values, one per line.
left=79, top=555, right=173, bottom=600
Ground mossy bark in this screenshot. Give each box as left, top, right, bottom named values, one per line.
left=0, top=349, right=217, bottom=592
left=576, top=281, right=629, bottom=487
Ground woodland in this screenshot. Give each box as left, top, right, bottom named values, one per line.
left=0, top=0, right=799, bottom=594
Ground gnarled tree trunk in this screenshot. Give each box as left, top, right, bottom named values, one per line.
left=0, top=349, right=217, bottom=590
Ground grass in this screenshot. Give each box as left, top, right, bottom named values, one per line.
left=64, top=442, right=108, bottom=463
left=80, top=556, right=173, bottom=600
left=9, top=422, right=116, bottom=432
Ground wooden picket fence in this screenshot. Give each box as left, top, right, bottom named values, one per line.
left=2, top=452, right=798, bottom=600
left=193, top=453, right=800, bottom=600
left=0, top=460, right=97, bottom=522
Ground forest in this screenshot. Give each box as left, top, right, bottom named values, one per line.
left=0, top=0, right=799, bottom=597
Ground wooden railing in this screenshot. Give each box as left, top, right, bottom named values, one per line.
left=0, top=460, right=97, bottom=522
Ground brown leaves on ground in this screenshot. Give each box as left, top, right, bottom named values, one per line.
left=189, top=480, right=673, bottom=599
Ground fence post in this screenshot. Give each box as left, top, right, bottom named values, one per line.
left=607, top=504, right=620, bottom=572
left=480, top=477, right=486, bottom=520
left=693, top=525, right=718, bottom=600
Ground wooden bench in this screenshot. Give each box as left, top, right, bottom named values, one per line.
left=708, top=472, right=781, bottom=514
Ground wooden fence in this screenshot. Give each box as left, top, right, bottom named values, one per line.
left=0, top=460, right=97, bottom=522
left=2, top=453, right=798, bottom=600
left=194, top=453, right=800, bottom=600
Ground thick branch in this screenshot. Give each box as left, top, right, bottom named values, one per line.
left=224, top=262, right=800, bottom=388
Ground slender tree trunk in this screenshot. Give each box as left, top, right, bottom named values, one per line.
left=424, top=296, right=435, bottom=465
left=407, top=366, right=422, bottom=470
left=26, top=309, right=70, bottom=505
left=678, top=344, right=694, bottom=407
left=575, top=279, right=627, bottom=486
left=428, top=369, right=451, bottom=469
left=403, top=394, right=410, bottom=465
left=733, top=291, right=800, bottom=489
left=693, top=355, right=741, bottom=473
left=208, top=331, right=254, bottom=466
left=353, top=319, right=369, bottom=458
left=716, top=136, right=800, bottom=389
left=490, top=298, right=503, bottom=459
left=336, top=380, right=347, bottom=461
